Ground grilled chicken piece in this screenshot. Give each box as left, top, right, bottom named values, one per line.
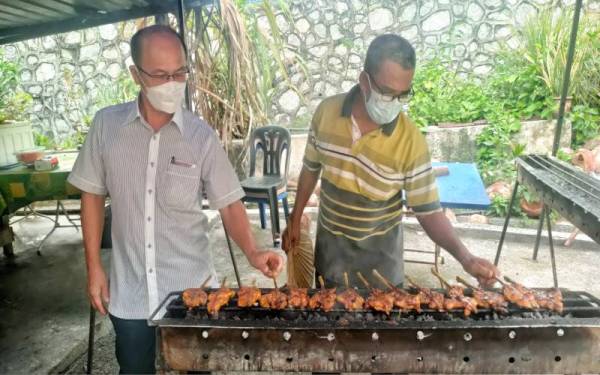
left=535, top=288, right=563, bottom=313
left=287, top=288, right=310, bottom=309
left=365, top=289, right=395, bottom=315
left=389, top=289, right=422, bottom=312
left=259, top=289, right=288, bottom=309
left=237, top=286, right=261, bottom=308
left=207, top=287, right=236, bottom=315
left=336, top=288, right=365, bottom=311
left=416, top=288, right=445, bottom=311
left=502, top=283, right=539, bottom=309
left=441, top=284, right=478, bottom=317
left=472, top=288, right=508, bottom=313
left=308, top=287, right=337, bottom=312
left=182, top=288, right=208, bottom=309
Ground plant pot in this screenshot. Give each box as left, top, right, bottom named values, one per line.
left=0, top=121, right=34, bottom=168
left=520, top=199, right=543, bottom=218
left=553, top=96, right=573, bottom=118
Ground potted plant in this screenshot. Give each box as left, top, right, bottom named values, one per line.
left=0, top=52, right=33, bottom=168
left=519, top=187, right=543, bottom=218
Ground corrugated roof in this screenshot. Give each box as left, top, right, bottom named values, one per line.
left=0, top=0, right=210, bottom=45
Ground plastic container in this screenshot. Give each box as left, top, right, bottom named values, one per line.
left=15, top=147, right=45, bottom=164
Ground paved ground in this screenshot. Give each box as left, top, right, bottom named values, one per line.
left=1, top=205, right=598, bottom=374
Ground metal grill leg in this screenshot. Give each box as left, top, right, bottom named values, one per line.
left=494, top=181, right=519, bottom=266
left=86, top=305, right=95, bottom=374
left=532, top=207, right=545, bottom=261
left=545, top=207, right=559, bottom=288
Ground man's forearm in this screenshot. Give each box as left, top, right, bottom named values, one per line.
left=290, top=166, right=320, bottom=223
left=81, top=192, right=106, bottom=271
left=416, top=210, right=471, bottom=263
left=220, top=200, right=258, bottom=257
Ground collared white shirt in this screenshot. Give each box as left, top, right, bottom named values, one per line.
left=68, top=100, right=244, bottom=319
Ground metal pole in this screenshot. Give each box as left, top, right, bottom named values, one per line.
left=545, top=207, right=559, bottom=288
left=494, top=181, right=519, bottom=266
left=176, top=0, right=192, bottom=110
left=551, top=0, right=583, bottom=156
left=86, top=306, right=96, bottom=374
left=223, top=225, right=242, bottom=288
left=532, top=207, right=545, bottom=260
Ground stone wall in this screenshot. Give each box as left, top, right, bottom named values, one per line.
left=2, top=0, right=599, bottom=140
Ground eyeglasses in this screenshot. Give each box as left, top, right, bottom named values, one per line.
left=368, top=73, right=414, bottom=103
left=136, top=65, right=189, bottom=82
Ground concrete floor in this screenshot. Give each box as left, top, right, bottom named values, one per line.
left=1, top=206, right=599, bottom=374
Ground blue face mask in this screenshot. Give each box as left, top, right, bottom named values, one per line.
left=363, top=74, right=404, bottom=125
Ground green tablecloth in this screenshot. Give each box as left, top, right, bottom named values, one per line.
left=0, top=153, right=80, bottom=215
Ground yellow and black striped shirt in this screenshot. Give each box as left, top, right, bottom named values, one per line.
left=303, top=85, right=441, bottom=287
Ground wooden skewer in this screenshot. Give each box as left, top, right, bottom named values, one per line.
left=200, top=275, right=212, bottom=289
left=273, top=277, right=279, bottom=290
left=456, top=276, right=477, bottom=290
left=318, top=275, right=326, bottom=290
left=431, top=267, right=451, bottom=289
left=356, top=272, right=371, bottom=289
left=504, top=276, right=518, bottom=284
left=372, top=269, right=395, bottom=290
left=405, top=275, right=420, bottom=289
left=221, top=277, right=227, bottom=288
left=251, top=278, right=257, bottom=287
left=343, top=272, right=349, bottom=289
left=495, top=276, right=507, bottom=286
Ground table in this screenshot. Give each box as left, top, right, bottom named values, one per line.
left=0, top=152, right=80, bottom=259
left=404, top=162, right=490, bottom=267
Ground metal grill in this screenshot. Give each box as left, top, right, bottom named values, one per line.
left=516, top=155, right=600, bottom=244
left=150, top=288, right=600, bottom=373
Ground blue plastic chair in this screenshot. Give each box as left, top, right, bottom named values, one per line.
left=240, top=126, right=291, bottom=245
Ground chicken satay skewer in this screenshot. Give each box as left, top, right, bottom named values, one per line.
left=308, top=275, right=337, bottom=311
left=457, top=276, right=508, bottom=313
left=497, top=275, right=539, bottom=310
left=406, top=275, right=446, bottom=312
left=504, top=276, right=562, bottom=313
left=182, top=275, right=213, bottom=309
left=372, top=269, right=422, bottom=313
left=336, top=272, right=365, bottom=311
left=431, top=268, right=478, bottom=316
left=358, top=271, right=394, bottom=314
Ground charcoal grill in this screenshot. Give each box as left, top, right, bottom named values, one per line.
left=494, top=155, right=600, bottom=288
left=149, top=288, right=600, bottom=373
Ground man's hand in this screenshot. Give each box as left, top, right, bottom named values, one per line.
left=88, top=266, right=110, bottom=315
left=247, top=250, right=284, bottom=279
left=461, top=255, right=500, bottom=288
left=282, top=219, right=301, bottom=253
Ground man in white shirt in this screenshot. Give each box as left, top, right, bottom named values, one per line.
left=68, top=25, right=283, bottom=374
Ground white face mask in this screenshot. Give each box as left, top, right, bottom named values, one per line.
left=364, top=74, right=403, bottom=125
left=137, top=69, right=186, bottom=114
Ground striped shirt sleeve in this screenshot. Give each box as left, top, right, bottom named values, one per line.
left=67, top=112, right=107, bottom=195
left=404, top=132, right=441, bottom=215
left=201, top=132, right=245, bottom=210
left=302, top=103, right=323, bottom=172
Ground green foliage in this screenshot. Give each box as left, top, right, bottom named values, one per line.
left=475, top=108, right=524, bottom=185
left=569, top=104, right=600, bottom=149
left=409, top=60, right=488, bottom=127
left=484, top=51, right=554, bottom=120
left=0, top=52, right=32, bottom=123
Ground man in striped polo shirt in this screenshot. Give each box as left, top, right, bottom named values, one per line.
left=69, top=25, right=283, bottom=373
left=283, top=34, right=498, bottom=288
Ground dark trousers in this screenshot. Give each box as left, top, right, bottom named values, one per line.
left=109, top=314, right=156, bottom=374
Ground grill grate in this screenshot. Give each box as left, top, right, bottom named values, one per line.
left=152, top=288, right=600, bottom=329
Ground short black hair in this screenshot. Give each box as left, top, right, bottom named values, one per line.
left=130, top=24, right=188, bottom=67
left=364, top=34, right=416, bottom=75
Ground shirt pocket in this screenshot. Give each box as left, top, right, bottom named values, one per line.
left=163, top=164, right=201, bottom=210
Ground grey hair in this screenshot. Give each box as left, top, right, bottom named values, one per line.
left=364, top=34, right=416, bottom=74
left=130, top=24, right=187, bottom=67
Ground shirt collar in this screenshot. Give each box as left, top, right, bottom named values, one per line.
left=340, top=84, right=398, bottom=136
left=124, top=95, right=184, bottom=133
